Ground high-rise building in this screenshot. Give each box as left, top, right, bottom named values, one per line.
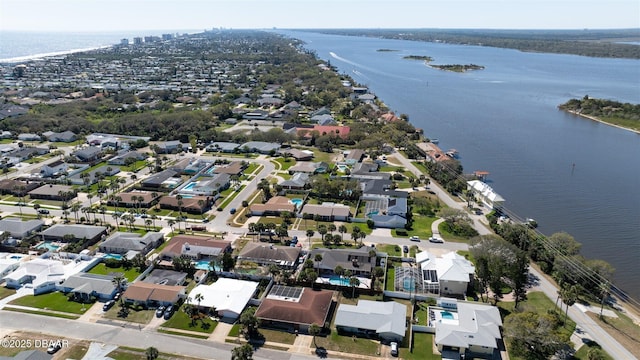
left=133, top=37, right=143, bottom=45
left=120, top=38, right=129, bottom=45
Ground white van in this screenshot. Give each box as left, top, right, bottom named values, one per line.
left=390, top=342, right=398, bottom=357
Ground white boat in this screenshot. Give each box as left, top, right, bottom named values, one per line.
left=429, top=138, right=439, bottom=144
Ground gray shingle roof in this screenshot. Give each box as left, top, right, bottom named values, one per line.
left=40, top=224, right=107, bottom=240
left=335, top=300, right=406, bottom=338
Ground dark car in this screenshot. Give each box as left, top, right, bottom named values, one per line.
left=47, top=342, right=62, bottom=354
left=163, top=305, right=175, bottom=319
left=403, top=245, right=409, bottom=253
left=103, top=300, right=115, bottom=311
left=230, top=208, right=237, bottom=214
left=38, top=209, right=50, bottom=214
left=156, top=306, right=166, bottom=318
left=315, top=347, right=328, bottom=357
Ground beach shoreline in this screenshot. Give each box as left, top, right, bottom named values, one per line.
left=0, top=45, right=113, bottom=64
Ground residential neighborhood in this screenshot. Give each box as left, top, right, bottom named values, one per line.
left=0, top=30, right=635, bottom=360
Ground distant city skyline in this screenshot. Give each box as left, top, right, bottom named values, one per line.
left=1, top=0, right=638, bottom=32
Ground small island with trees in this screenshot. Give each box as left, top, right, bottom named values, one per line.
left=403, top=55, right=434, bottom=61
left=430, top=64, right=485, bottom=72
left=559, top=95, right=640, bottom=133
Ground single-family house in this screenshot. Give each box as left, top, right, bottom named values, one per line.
left=288, top=161, right=329, bottom=174
left=28, top=184, right=76, bottom=201
left=187, top=278, right=258, bottom=319
left=416, top=251, right=475, bottom=296
left=39, top=160, right=68, bottom=177
left=140, top=169, right=181, bottom=189
left=40, top=224, right=108, bottom=244
left=122, top=282, right=186, bottom=307
left=0, top=218, right=44, bottom=239
left=45, top=131, right=77, bottom=143
left=0, top=252, right=22, bottom=278
left=300, top=203, right=350, bottom=222
left=155, top=140, right=183, bottom=154
left=72, top=147, right=103, bottom=163
left=98, top=232, right=164, bottom=258
left=107, top=150, right=147, bottom=165
left=467, top=180, right=505, bottom=210
left=0, top=179, right=41, bottom=196
left=281, top=148, right=314, bottom=161
left=3, top=257, right=94, bottom=294
left=17, top=133, right=41, bottom=141
left=68, top=166, right=120, bottom=185
left=280, top=172, right=310, bottom=190
left=240, top=141, right=281, bottom=154
left=206, top=142, right=240, bottom=153
left=57, top=273, right=118, bottom=301
left=158, top=195, right=212, bottom=214
left=335, top=300, right=407, bottom=342
left=344, top=149, right=366, bottom=165
left=431, top=298, right=503, bottom=358
left=159, top=235, right=231, bottom=262
left=309, top=246, right=376, bottom=277
left=238, top=243, right=301, bottom=269
left=256, top=286, right=334, bottom=333
left=210, top=161, right=245, bottom=176
left=180, top=174, right=230, bottom=196
left=249, top=196, right=296, bottom=216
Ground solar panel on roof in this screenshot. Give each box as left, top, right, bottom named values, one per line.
left=270, top=285, right=303, bottom=300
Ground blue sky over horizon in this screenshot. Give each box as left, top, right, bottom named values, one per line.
left=1, top=0, right=639, bottom=32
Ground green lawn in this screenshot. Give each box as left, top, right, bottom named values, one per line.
left=87, top=263, right=141, bottom=282
left=162, top=308, right=217, bottom=333
left=272, top=157, right=296, bottom=171
left=315, top=331, right=380, bottom=356
left=259, top=328, right=297, bottom=345
left=394, top=216, right=437, bottom=239
left=574, top=340, right=615, bottom=360
left=404, top=333, right=440, bottom=360
left=9, top=291, right=90, bottom=314
left=103, top=302, right=154, bottom=324
left=0, top=286, right=16, bottom=300
left=385, top=265, right=396, bottom=291
left=218, top=185, right=245, bottom=209
left=378, top=243, right=402, bottom=256
left=438, top=221, right=472, bottom=243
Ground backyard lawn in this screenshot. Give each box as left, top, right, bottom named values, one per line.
left=87, top=263, right=141, bottom=282
left=9, top=291, right=90, bottom=314
left=404, top=333, right=440, bottom=360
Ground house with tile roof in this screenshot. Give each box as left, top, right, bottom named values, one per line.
left=256, top=286, right=334, bottom=333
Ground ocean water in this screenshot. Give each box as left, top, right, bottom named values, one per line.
left=0, top=30, right=196, bottom=62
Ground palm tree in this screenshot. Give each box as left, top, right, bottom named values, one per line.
left=306, top=229, right=315, bottom=247
left=168, top=219, right=176, bottom=234
left=314, top=254, right=323, bottom=275
left=338, top=225, right=347, bottom=244
left=112, top=212, right=121, bottom=231
left=112, top=275, right=127, bottom=293
left=309, top=323, right=321, bottom=348
left=328, top=223, right=336, bottom=235
left=194, top=292, right=204, bottom=316
left=71, top=203, right=81, bottom=223
left=145, top=347, right=159, bottom=360
left=349, top=276, right=360, bottom=299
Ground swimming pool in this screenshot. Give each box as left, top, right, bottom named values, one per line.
left=336, top=164, right=349, bottom=172
left=36, top=242, right=60, bottom=251
left=193, top=259, right=221, bottom=271
left=104, top=254, right=123, bottom=261
left=441, top=311, right=455, bottom=320
left=183, top=182, right=197, bottom=191
left=403, top=277, right=416, bottom=291
left=367, top=210, right=379, bottom=217
left=327, top=276, right=351, bottom=286
left=204, top=166, right=217, bottom=175
left=289, top=198, right=303, bottom=207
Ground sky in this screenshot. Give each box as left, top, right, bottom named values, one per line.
left=1, top=0, right=638, bottom=32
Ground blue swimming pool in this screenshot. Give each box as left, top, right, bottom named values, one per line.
left=325, top=275, right=359, bottom=287
left=367, top=210, right=379, bottom=217
left=205, top=166, right=217, bottom=175
left=403, top=277, right=416, bottom=291
left=336, top=164, right=348, bottom=172
left=104, top=254, right=123, bottom=261
left=36, top=242, right=60, bottom=251
left=441, top=311, right=455, bottom=320
left=183, top=182, right=197, bottom=191
left=289, top=198, right=303, bottom=207
left=193, top=259, right=221, bottom=271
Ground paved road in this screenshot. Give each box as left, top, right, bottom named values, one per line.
left=0, top=312, right=318, bottom=360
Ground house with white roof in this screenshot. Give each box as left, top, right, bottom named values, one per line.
left=334, top=300, right=407, bottom=342
left=0, top=253, right=23, bottom=278
left=467, top=180, right=505, bottom=210
left=187, top=278, right=258, bottom=319
left=3, top=257, right=96, bottom=294
left=430, top=298, right=503, bottom=358
left=416, top=251, right=475, bottom=296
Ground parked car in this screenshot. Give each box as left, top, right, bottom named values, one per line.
left=429, top=236, right=444, bottom=243
left=409, top=236, right=420, bottom=242
left=403, top=245, right=409, bottom=253
left=37, top=209, right=50, bottom=214
left=47, top=342, right=62, bottom=354
left=113, top=292, right=121, bottom=300
left=315, top=347, right=328, bottom=357
left=156, top=306, right=166, bottom=318
left=390, top=342, right=398, bottom=357
left=163, top=305, right=175, bottom=319
left=230, top=208, right=237, bottom=214
left=103, top=300, right=115, bottom=311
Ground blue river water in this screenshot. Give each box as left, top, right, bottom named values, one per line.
left=279, top=30, right=640, bottom=301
